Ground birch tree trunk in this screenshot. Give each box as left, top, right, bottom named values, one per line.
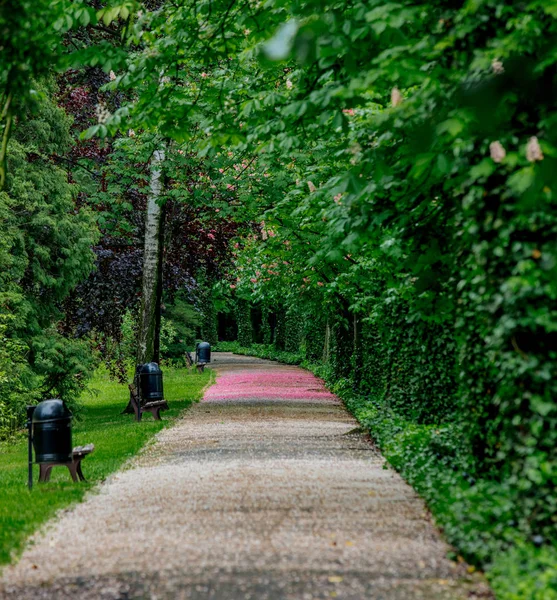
left=123, top=147, right=166, bottom=414
left=136, top=148, right=165, bottom=366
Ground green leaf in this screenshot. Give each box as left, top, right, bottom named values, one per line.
left=507, top=167, right=536, bottom=194
left=469, top=158, right=496, bottom=181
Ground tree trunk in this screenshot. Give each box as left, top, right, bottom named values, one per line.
left=0, top=92, right=13, bottom=191
left=152, top=191, right=166, bottom=364
left=136, top=148, right=165, bottom=366
left=123, top=148, right=165, bottom=414
left=323, top=318, right=331, bottom=364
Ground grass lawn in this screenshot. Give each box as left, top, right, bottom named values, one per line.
left=0, top=366, right=213, bottom=568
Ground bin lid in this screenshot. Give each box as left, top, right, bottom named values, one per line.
left=32, top=399, right=72, bottom=424
left=139, top=362, right=162, bottom=375
left=197, top=342, right=211, bottom=350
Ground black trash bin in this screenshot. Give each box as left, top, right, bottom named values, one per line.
left=32, top=399, right=73, bottom=463
left=196, top=342, right=211, bottom=364
left=139, top=362, right=164, bottom=402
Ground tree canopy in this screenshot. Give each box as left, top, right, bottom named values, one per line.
left=1, top=0, right=556, bottom=595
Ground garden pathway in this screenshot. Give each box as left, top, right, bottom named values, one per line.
left=0, top=353, right=490, bottom=599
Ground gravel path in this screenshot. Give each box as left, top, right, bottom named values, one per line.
left=0, top=353, right=491, bottom=599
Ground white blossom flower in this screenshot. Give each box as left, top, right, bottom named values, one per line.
left=128, top=129, right=135, bottom=137
left=94, top=103, right=111, bottom=124
left=286, top=79, right=293, bottom=90
left=526, top=136, right=544, bottom=162
left=489, top=141, right=506, bottom=163
left=307, top=181, right=317, bottom=193
left=391, top=87, right=403, bottom=107
left=109, top=70, right=117, bottom=81
left=491, top=59, right=504, bottom=75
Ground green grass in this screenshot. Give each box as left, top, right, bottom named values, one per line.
left=0, top=366, right=213, bottom=568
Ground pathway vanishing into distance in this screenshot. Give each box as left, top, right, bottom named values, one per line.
left=0, top=353, right=490, bottom=599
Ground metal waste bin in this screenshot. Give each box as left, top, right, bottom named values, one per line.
left=196, top=342, right=211, bottom=364
left=139, top=362, right=164, bottom=401
left=32, top=399, right=73, bottom=463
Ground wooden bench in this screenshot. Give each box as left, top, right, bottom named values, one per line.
left=38, top=444, right=95, bottom=483
left=128, top=384, right=168, bottom=422
left=186, top=350, right=207, bottom=373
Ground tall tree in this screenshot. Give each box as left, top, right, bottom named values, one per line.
left=136, top=146, right=165, bottom=366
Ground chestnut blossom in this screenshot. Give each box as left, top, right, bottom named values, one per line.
left=109, top=70, right=117, bottom=81
left=391, top=87, right=403, bottom=107
left=526, top=136, right=544, bottom=162
left=489, top=141, right=506, bottom=163
left=307, top=181, right=317, bottom=193
left=94, top=103, right=111, bottom=124
left=286, top=79, right=293, bottom=90
left=491, top=59, right=504, bottom=75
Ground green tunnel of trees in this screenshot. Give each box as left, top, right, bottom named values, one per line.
left=1, top=0, right=557, bottom=596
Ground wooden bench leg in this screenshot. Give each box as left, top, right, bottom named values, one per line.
left=66, top=462, right=79, bottom=483
left=39, top=464, right=54, bottom=483
left=130, top=394, right=142, bottom=422
left=146, top=407, right=162, bottom=420
left=39, top=463, right=79, bottom=483
left=75, top=459, right=86, bottom=482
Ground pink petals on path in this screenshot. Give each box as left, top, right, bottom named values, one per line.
left=204, top=369, right=337, bottom=402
